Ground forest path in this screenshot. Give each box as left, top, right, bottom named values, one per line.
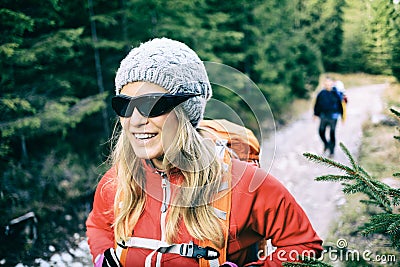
left=261, top=83, right=388, bottom=239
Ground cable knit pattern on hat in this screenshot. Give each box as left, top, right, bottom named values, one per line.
left=115, top=38, right=212, bottom=127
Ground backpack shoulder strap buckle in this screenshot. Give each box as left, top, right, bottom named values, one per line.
left=180, top=241, right=220, bottom=260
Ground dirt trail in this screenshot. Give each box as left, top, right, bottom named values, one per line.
left=261, top=83, right=388, bottom=239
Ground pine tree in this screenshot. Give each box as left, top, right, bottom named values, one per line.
left=363, top=1, right=394, bottom=75
left=339, top=0, right=368, bottom=72
left=390, top=2, right=400, bottom=81
left=293, top=0, right=345, bottom=72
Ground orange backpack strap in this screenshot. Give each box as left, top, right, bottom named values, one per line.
left=199, top=150, right=233, bottom=267
left=115, top=241, right=128, bottom=266
left=114, top=194, right=129, bottom=266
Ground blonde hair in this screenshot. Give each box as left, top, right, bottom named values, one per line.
left=111, top=107, right=225, bottom=248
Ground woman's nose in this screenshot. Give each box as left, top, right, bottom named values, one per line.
left=129, top=108, right=149, bottom=126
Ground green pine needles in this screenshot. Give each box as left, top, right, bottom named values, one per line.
left=283, top=108, right=400, bottom=267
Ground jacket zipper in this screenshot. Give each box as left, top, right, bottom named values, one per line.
left=159, top=171, right=170, bottom=266
left=160, top=172, right=170, bottom=213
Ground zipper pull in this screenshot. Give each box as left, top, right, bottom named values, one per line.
left=160, top=172, right=169, bottom=213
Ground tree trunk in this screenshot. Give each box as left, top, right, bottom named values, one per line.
left=21, top=134, right=28, bottom=161
left=88, top=0, right=110, bottom=138
left=119, top=0, right=130, bottom=53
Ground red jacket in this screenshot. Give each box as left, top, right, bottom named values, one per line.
left=86, top=159, right=323, bottom=266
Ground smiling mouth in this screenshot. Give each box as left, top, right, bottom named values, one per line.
left=134, top=133, right=157, bottom=140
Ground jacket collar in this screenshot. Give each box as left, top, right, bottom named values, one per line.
left=142, top=159, right=183, bottom=185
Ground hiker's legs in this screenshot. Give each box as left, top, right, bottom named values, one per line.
left=318, top=118, right=329, bottom=151
left=328, top=119, right=338, bottom=154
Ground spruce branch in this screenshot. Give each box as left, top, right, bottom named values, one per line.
left=361, top=222, right=390, bottom=236
left=357, top=165, right=373, bottom=179
left=314, top=174, right=354, bottom=182
left=390, top=108, right=400, bottom=118
left=391, top=108, right=400, bottom=140
left=355, top=175, right=392, bottom=212
left=387, top=217, right=400, bottom=235
left=361, top=214, right=393, bottom=234
left=368, top=177, right=392, bottom=189
left=388, top=188, right=400, bottom=206
left=388, top=187, right=400, bottom=197
left=342, top=182, right=364, bottom=194
left=338, top=142, right=357, bottom=170
left=302, top=152, right=355, bottom=174
left=361, top=214, right=400, bottom=248
left=359, top=199, right=382, bottom=206
left=306, top=143, right=393, bottom=212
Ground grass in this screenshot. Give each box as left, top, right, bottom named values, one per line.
left=359, top=121, right=400, bottom=179
left=359, top=80, right=399, bottom=179
left=321, top=78, right=400, bottom=267
left=383, top=82, right=400, bottom=111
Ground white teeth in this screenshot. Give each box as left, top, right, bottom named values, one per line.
left=134, top=133, right=157, bottom=139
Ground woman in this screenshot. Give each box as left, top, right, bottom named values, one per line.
left=86, top=38, right=323, bottom=267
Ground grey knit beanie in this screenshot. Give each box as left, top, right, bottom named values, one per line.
left=115, top=38, right=212, bottom=127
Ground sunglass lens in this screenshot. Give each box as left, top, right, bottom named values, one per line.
left=146, top=95, right=194, bottom=117
left=112, top=96, right=132, bottom=117
left=112, top=93, right=199, bottom=118
left=135, top=95, right=166, bottom=117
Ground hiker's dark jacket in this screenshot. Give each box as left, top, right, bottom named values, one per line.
left=314, top=89, right=343, bottom=119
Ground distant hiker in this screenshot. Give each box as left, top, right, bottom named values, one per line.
left=86, top=38, right=322, bottom=267
left=314, top=77, right=344, bottom=156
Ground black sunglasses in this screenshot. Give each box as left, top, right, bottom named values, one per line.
left=112, top=93, right=200, bottom=118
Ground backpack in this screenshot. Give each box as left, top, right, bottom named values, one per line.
left=115, top=119, right=261, bottom=267
left=333, top=86, right=348, bottom=121
left=198, top=119, right=260, bottom=166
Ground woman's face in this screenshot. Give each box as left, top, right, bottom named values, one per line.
left=119, top=82, right=179, bottom=169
